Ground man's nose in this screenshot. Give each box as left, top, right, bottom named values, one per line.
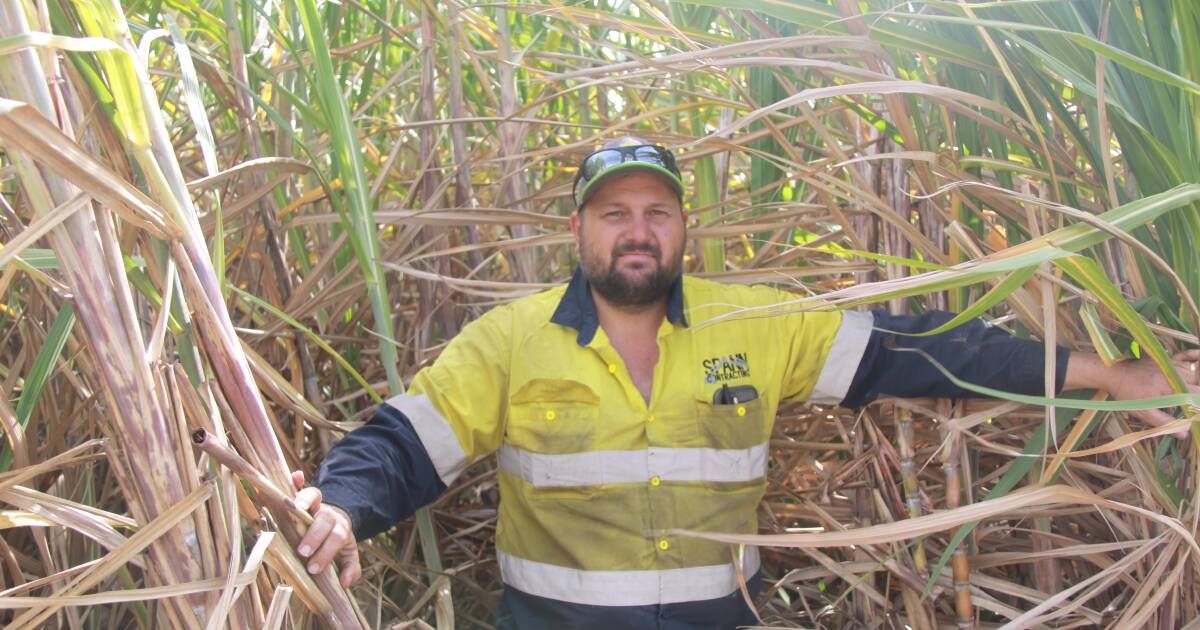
left=625, top=213, right=653, bottom=241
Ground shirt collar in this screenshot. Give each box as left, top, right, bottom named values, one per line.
left=550, top=267, right=688, bottom=346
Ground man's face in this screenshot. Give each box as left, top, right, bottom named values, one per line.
left=570, top=171, right=687, bottom=308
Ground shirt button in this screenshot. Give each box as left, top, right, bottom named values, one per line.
left=608, top=363, right=618, bottom=374
left=545, top=410, right=556, bottom=421
left=658, top=539, right=670, bottom=551
left=736, top=406, right=746, bottom=417
left=647, top=414, right=655, bottom=423
left=650, top=476, right=661, bottom=486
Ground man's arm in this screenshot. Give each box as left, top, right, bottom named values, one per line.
left=839, top=309, right=1070, bottom=407
left=314, top=404, right=446, bottom=539
left=294, top=304, right=514, bottom=585
left=837, top=310, right=1198, bottom=436
left=294, top=404, right=445, bottom=586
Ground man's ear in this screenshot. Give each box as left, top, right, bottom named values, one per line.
left=569, top=210, right=582, bottom=249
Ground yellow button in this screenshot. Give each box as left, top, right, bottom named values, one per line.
left=608, top=363, right=618, bottom=374
left=650, top=476, right=661, bottom=486
left=647, top=414, right=655, bottom=423
left=545, top=410, right=556, bottom=421
left=658, top=539, right=670, bottom=551
left=736, top=406, right=746, bottom=417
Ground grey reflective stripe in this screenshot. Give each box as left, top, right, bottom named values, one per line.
left=385, top=394, right=469, bottom=485
left=498, top=548, right=760, bottom=606
left=809, top=310, right=873, bottom=405
left=498, top=443, right=768, bottom=487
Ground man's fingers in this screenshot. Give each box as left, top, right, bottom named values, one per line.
left=1133, top=407, right=1174, bottom=426
left=294, top=486, right=322, bottom=513
left=308, top=515, right=354, bottom=575
left=297, top=508, right=335, bottom=563
left=1171, top=359, right=1199, bottom=385
left=338, top=549, right=363, bottom=588
left=1171, top=350, right=1200, bottom=385
left=291, top=470, right=305, bottom=491
left=1133, top=408, right=1188, bottom=439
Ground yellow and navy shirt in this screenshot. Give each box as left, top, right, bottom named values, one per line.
left=317, top=268, right=1068, bottom=628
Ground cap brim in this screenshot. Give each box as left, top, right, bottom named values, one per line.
left=578, top=162, right=684, bottom=208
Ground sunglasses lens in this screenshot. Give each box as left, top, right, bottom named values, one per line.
left=635, top=146, right=679, bottom=177
left=574, top=145, right=680, bottom=205
left=633, top=146, right=662, bottom=163
left=581, top=150, right=622, bottom=180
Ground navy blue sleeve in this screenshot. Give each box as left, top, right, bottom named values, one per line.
left=839, top=309, right=1071, bottom=409
left=314, top=403, right=447, bottom=540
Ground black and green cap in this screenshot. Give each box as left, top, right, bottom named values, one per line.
left=572, top=136, right=684, bottom=209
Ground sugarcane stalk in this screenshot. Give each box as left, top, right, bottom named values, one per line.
left=24, top=0, right=369, bottom=625
left=896, top=407, right=928, bottom=574
left=414, top=10, right=454, bottom=626
left=171, top=242, right=367, bottom=629
left=894, top=405, right=935, bottom=630
left=939, top=402, right=973, bottom=629
left=495, top=5, right=536, bottom=282
left=0, top=3, right=215, bottom=626
left=218, top=0, right=325, bottom=424
left=191, top=428, right=365, bottom=627
left=127, top=17, right=367, bottom=630
left=192, top=429, right=313, bottom=530
left=446, top=0, right=484, bottom=271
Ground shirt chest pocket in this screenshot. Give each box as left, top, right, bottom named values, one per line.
left=693, top=393, right=768, bottom=450
left=506, top=379, right=599, bottom=454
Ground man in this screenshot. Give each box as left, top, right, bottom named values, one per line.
left=295, top=137, right=1196, bottom=628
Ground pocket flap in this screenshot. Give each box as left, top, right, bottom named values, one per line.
left=511, top=378, right=600, bottom=405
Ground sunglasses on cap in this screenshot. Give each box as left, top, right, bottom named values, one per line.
left=572, top=144, right=683, bottom=208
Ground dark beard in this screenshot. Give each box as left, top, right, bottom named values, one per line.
left=582, top=241, right=682, bottom=307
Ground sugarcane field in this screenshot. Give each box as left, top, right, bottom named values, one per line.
left=2, top=0, right=1200, bottom=628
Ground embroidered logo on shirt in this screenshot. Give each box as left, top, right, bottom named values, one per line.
left=703, top=353, right=750, bottom=384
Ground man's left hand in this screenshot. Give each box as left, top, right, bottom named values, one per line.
left=1065, top=349, right=1200, bottom=438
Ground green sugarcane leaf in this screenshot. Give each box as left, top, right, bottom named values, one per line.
left=2, top=303, right=75, bottom=471
left=123, top=258, right=183, bottom=336
left=14, top=249, right=58, bottom=269
left=229, top=287, right=382, bottom=405
left=1054, top=255, right=1187, bottom=393
left=894, top=10, right=1200, bottom=95
left=1079, top=302, right=1125, bottom=364
left=828, top=246, right=1075, bottom=310
left=293, top=0, right=401, bottom=392
left=785, top=185, right=1200, bottom=312
left=72, top=0, right=150, bottom=149
left=293, top=0, right=443, bottom=585
left=692, top=152, right=725, bottom=273
left=0, top=31, right=120, bottom=55
left=678, top=0, right=992, bottom=67
left=875, top=266, right=1038, bottom=337
left=165, top=16, right=225, bottom=287
left=792, top=243, right=952, bottom=272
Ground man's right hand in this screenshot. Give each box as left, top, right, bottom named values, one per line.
left=292, top=471, right=362, bottom=588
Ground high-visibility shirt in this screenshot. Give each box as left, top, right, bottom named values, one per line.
left=386, top=269, right=868, bottom=606
left=317, top=268, right=1067, bottom=625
